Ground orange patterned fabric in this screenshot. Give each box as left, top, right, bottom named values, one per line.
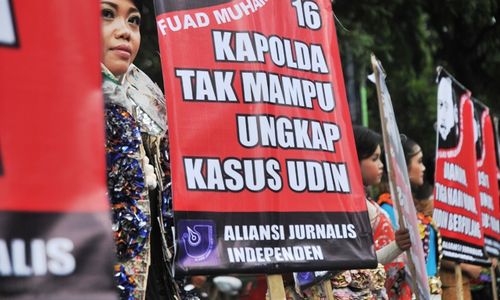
left=377, top=192, right=394, bottom=207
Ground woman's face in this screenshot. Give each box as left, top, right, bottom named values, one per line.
left=414, top=196, right=434, bottom=217
left=360, top=145, right=384, bottom=187
left=437, top=78, right=458, bottom=140
left=408, top=150, right=425, bottom=187
left=101, top=0, right=141, bottom=77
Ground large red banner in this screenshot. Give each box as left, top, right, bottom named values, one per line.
left=0, top=1, right=115, bottom=298
left=475, top=102, right=500, bottom=257
left=154, top=0, right=376, bottom=274
left=433, top=71, right=489, bottom=265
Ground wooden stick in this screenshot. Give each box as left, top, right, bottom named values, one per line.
left=322, top=280, right=334, bottom=300
left=455, top=264, right=464, bottom=300
left=310, top=284, right=323, bottom=300
left=406, top=253, right=420, bottom=300
left=492, top=265, right=498, bottom=300
left=266, top=274, right=286, bottom=300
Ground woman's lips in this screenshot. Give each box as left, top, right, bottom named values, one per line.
left=111, top=45, right=131, bottom=59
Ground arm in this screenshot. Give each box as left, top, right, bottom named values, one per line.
left=460, top=263, right=482, bottom=279
left=376, top=241, right=403, bottom=265
left=376, top=228, right=411, bottom=265
left=441, top=259, right=482, bottom=279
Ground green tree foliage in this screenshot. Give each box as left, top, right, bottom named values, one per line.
left=334, top=0, right=500, bottom=157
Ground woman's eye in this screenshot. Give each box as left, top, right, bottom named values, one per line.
left=129, top=15, right=141, bottom=26
left=102, top=8, right=114, bottom=19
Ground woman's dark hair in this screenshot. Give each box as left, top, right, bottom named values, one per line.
left=400, top=134, right=421, bottom=166
left=353, top=125, right=382, bottom=160
left=133, top=0, right=143, bottom=13
left=413, top=182, right=434, bottom=201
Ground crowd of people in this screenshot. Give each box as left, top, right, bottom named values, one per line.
left=99, top=0, right=499, bottom=299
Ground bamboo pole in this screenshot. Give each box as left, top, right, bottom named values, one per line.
left=266, top=275, right=286, bottom=300
left=455, top=264, right=464, bottom=300
left=310, top=284, right=322, bottom=300
left=305, top=278, right=335, bottom=299
left=322, top=280, right=334, bottom=300
left=492, top=265, right=498, bottom=300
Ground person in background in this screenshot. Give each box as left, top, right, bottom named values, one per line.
left=349, top=126, right=412, bottom=300
left=398, top=134, right=444, bottom=299
left=100, top=0, right=180, bottom=299
left=400, top=134, right=485, bottom=299
left=413, top=182, right=442, bottom=299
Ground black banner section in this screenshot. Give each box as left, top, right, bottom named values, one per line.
left=440, top=236, right=491, bottom=266
left=174, top=211, right=377, bottom=275
left=154, top=0, right=232, bottom=14
left=0, top=212, right=115, bottom=300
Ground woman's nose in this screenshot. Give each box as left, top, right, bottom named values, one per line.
left=114, top=19, right=131, bottom=40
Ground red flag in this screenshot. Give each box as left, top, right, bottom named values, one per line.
left=0, top=1, right=115, bottom=298
left=433, top=71, right=489, bottom=265
left=475, top=102, right=500, bottom=257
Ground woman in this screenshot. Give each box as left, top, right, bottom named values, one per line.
left=100, top=1, right=179, bottom=299
left=341, top=126, right=412, bottom=300
left=101, top=0, right=141, bottom=78
left=400, top=134, right=444, bottom=299
left=413, top=182, right=443, bottom=299
left=400, top=133, right=483, bottom=299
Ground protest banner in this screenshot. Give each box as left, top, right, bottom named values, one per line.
left=494, top=115, right=500, bottom=181
left=154, top=0, right=377, bottom=275
left=0, top=1, right=115, bottom=298
left=370, top=55, right=430, bottom=299
left=494, top=114, right=500, bottom=299
left=433, top=69, right=489, bottom=265
left=474, top=101, right=500, bottom=257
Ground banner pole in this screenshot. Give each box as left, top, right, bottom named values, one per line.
left=266, top=275, right=286, bottom=300
left=492, top=265, right=498, bottom=300
left=370, top=53, right=428, bottom=300
left=406, top=254, right=420, bottom=300
left=455, top=264, right=464, bottom=300
left=321, top=280, right=334, bottom=300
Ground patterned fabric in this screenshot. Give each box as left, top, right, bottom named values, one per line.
left=329, top=264, right=387, bottom=299
left=377, top=193, right=393, bottom=207
left=102, top=64, right=166, bottom=136
left=377, top=193, right=398, bottom=230
left=371, top=200, right=412, bottom=300
left=103, top=65, right=178, bottom=300
left=417, top=213, right=443, bottom=295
